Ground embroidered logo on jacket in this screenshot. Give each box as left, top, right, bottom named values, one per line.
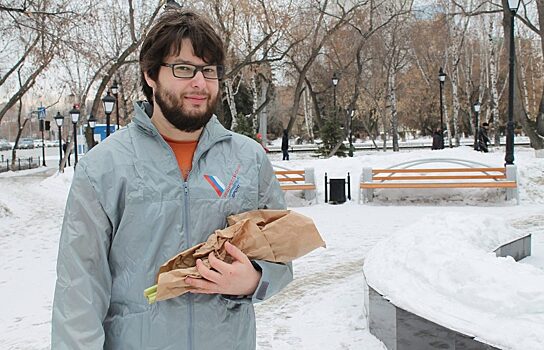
left=204, top=165, right=241, bottom=198
left=203, top=175, right=226, bottom=197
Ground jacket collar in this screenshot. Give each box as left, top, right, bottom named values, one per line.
left=132, top=100, right=232, bottom=151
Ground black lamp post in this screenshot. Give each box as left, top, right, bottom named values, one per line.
left=102, top=91, right=116, bottom=138
left=348, top=108, right=355, bottom=157
left=332, top=72, right=339, bottom=121
left=505, top=0, right=520, bottom=165
left=438, top=67, right=447, bottom=149
left=38, top=109, right=46, bottom=167
left=54, top=112, right=64, bottom=167
left=111, top=80, right=120, bottom=130
left=69, top=105, right=80, bottom=167
left=87, top=114, right=97, bottom=148
left=473, top=101, right=481, bottom=151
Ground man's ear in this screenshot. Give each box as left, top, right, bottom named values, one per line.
left=144, top=71, right=157, bottom=91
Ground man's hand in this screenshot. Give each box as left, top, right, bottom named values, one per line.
left=185, top=241, right=261, bottom=296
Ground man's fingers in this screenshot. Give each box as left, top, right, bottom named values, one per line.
left=224, top=241, right=249, bottom=264
left=208, top=251, right=232, bottom=274
left=195, top=258, right=221, bottom=283
left=185, top=276, right=217, bottom=293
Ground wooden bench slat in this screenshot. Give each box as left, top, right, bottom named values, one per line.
left=360, top=181, right=517, bottom=189
left=275, top=170, right=305, bottom=175
left=280, top=184, right=317, bottom=191
left=373, top=174, right=507, bottom=181
left=275, top=169, right=316, bottom=192
left=372, top=167, right=506, bottom=174
left=277, top=177, right=306, bottom=182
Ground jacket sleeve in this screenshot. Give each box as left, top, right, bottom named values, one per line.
left=51, top=165, right=113, bottom=349
left=251, top=157, right=293, bottom=303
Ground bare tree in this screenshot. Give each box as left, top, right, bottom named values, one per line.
left=0, top=0, right=72, bottom=123
left=284, top=0, right=363, bottom=135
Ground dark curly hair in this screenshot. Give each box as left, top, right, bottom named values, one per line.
left=139, top=10, right=225, bottom=104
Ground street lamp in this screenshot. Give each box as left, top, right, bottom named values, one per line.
left=473, top=101, right=481, bottom=151
left=37, top=108, right=46, bottom=167
left=505, top=0, right=520, bottom=165
left=348, top=108, right=355, bottom=157
left=54, top=112, right=64, bottom=167
left=102, top=91, right=116, bottom=138
left=69, top=105, right=80, bottom=167
left=438, top=67, right=447, bottom=149
left=332, top=72, right=339, bottom=121
left=111, top=79, right=120, bottom=130
left=87, top=114, right=97, bottom=148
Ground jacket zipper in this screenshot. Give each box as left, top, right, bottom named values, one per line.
left=183, top=181, right=194, bottom=350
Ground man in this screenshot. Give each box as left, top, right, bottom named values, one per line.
left=431, top=128, right=442, bottom=150
left=478, top=122, right=491, bottom=153
left=281, top=129, right=289, bottom=160
left=51, top=10, right=292, bottom=350
left=61, top=140, right=71, bottom=166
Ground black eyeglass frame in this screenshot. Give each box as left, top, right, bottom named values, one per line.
left=160, top=63, right=224, bottom=80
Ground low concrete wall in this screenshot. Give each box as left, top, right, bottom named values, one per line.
left=366, top=234, right=532, bottom=350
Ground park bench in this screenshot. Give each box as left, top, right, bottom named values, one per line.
left=274, top=167, right=317, bottom=201
left=359, top=158, right=518, bottom=204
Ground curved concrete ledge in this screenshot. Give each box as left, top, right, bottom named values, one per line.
left=364, top=234, right=531, bottom=350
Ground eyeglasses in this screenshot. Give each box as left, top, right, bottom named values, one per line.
left=161, top=63, right=224, bottom=80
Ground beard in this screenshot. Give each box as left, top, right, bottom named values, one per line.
left=154, top=83, right=218, bottom=132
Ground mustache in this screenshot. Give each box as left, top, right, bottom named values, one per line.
left=182, top=91, right=209, bottom=98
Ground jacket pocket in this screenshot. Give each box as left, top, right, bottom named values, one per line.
left=104, top=308, right=149, bottom=350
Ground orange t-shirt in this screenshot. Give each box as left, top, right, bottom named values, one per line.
left=162, top=135, right=198, bottom=180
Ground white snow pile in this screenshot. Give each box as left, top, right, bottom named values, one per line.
left=363, top=213, right=544, bottom=349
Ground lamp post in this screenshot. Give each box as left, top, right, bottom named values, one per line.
left=111, top=80, right=120, bottom=130
left=473, top=101, right=481, bottom=151
left=41, top=118, right=46, bottom=166
left=348, top=108, right=355, bottom=157
left=102, top=91, right=116, bottom=138
left=332, top=72, right=339, bottom=121
left=38, top=107, right=46, bottom=166
left=505, top=0, right=520, bottom=165
left=69, top=105, right=80, bottom=167
left=438, top=67, right=447, bottom=149
left=54, top=112, right=64, bottom=167
left=87, top=114, right=97, bottom=148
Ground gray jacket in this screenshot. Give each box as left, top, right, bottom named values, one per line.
left=51, top=102, right=292, bottom=350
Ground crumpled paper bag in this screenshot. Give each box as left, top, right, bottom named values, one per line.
left=154, top=209, right=325, bottom=302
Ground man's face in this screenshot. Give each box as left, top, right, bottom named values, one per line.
left=147, top=38, right=220, bottom=132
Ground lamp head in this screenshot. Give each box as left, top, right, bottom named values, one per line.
left=102, top=91, right=116, bottom=114
left=474, top=101, right=481, bottom=113
left=332, top=72, right=339, bottom=86
left=438, top=67, right=447, bottom=82
left=508, top=0, right=520, bottom=12
left=54, top=112, right=64, bottom=127
left=111, top=80, right=119, bottom=95
left=69, top=105, right=80, bottom=124
left=88, top=114, right=97, bottom=129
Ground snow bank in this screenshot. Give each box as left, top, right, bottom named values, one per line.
left=364, top=213, right=544, bottom=349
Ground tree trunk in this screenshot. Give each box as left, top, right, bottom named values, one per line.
left=488, top=19, right=501, bottom=146
left=389, top=72, right=399, bottom=152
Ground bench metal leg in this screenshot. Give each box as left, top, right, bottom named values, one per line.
left=304, top=167, right=317, bottom=203
left=361, top=167, right=373, bottom=203
left=505, top=164, right=518, bottom=204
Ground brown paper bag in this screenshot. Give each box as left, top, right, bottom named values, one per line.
left=154, top=209, right=325, bottom=302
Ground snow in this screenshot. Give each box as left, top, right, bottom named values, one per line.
left=1, top=145, right=543, bottom=349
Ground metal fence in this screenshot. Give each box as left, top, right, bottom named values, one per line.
left=0, top=156, right=41, bottom=173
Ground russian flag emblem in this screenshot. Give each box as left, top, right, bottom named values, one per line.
left=204, top=175, right=226, bottom=197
